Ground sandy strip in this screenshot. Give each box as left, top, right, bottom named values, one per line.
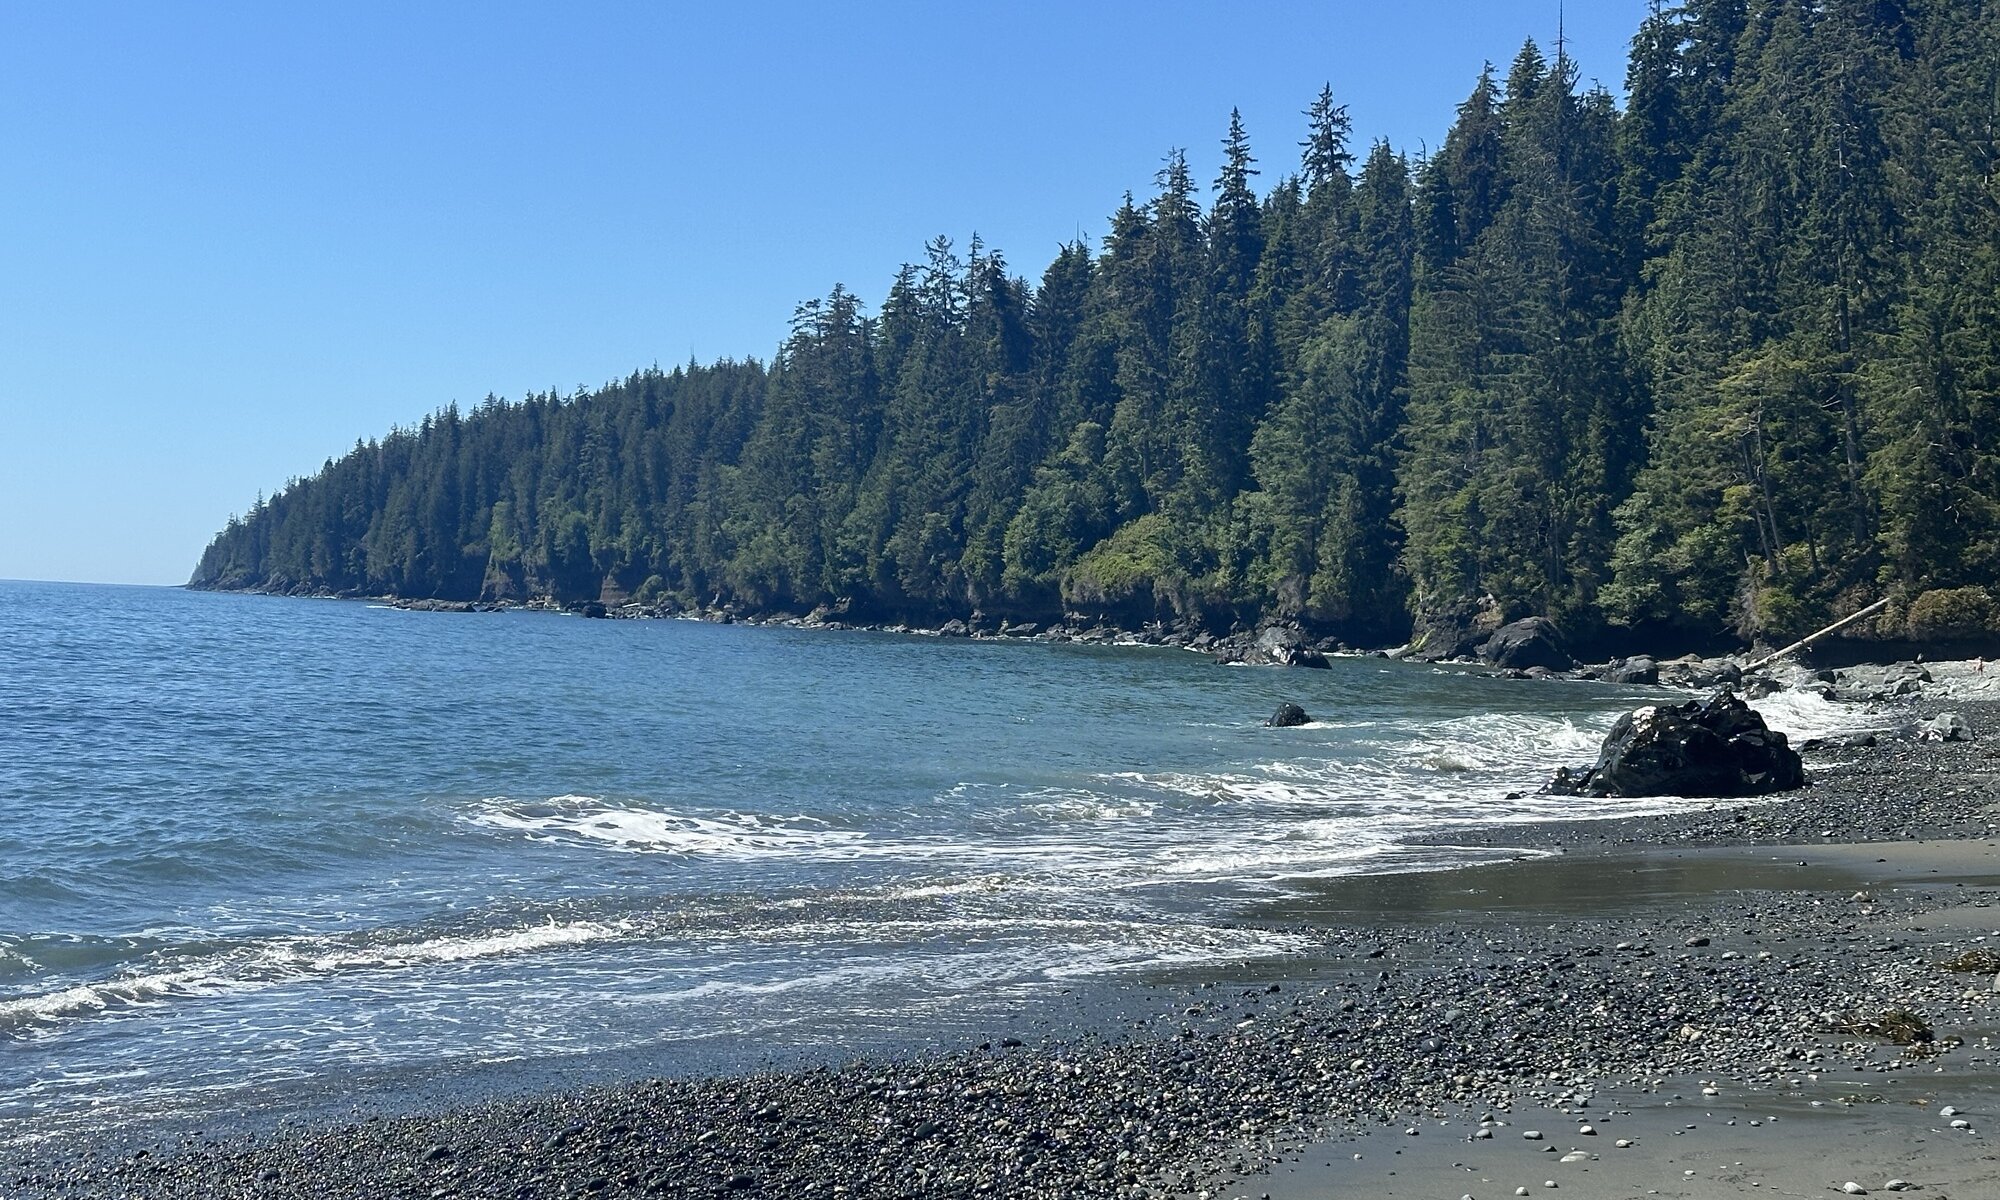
left=1239, top=838, right=2000, bottom=1200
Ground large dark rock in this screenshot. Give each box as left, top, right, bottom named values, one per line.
left=1657, top=656, right=1744, bottom=690
left=1546, top=691, right=1805, bottom=798
left=1214, top=625, right=1331, bottom=669
left=1479, top=617, right=1574, bottom=671
left=1406, top=595, right=1504, bottom=661
left=1266, top=703, right=1311, bottom=728
left=1603, top=655, right=1659, bottom=686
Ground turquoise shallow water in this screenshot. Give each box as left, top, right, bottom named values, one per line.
left=0, top=581, right=1846, bottom=1141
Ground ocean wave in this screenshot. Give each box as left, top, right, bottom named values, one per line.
left=290, top=920, right=623, bottom=972
left=467, top=796, right=869, bottom=858
left=451, top=693, right=1769, bottom=896
left=1038, top=924, right=1313, bottom=977
left=0, top=918, right=622, bottom=1034
left=1016, top=792, right=1159, bottom=822
left=1405, top=712, right=1607, bottom=763
left=878, top=874, right=1024, bottom=900
left=644, top=921, right=1313, bottom=999
left=1746, top=689, right=1891, bottom=741
left=1097, top=770, right=1236, bottom=801
left=0, top=970, right=211, bottom=1028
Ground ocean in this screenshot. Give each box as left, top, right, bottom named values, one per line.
left=0, top=580, right=1867, bottom=1145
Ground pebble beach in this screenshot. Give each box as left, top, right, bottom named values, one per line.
left=11, top=679, right=2000, bottom=1200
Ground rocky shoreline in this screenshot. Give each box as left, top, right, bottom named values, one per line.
left=201, top=584, right=2000, bottom=690
left=12, top=685, right=2000, bottom=1198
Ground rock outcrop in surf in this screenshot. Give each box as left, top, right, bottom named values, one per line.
left=1214, top=626, right=1331, bottom=669
left=1265, top=703, right=1311, bottom=728
left=1545, top=691, right=1805, bottom=798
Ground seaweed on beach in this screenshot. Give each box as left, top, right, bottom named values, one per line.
left=1832, top=1009, right=1935, bottom=1045
left=1937, top=949, right=2000, bottom=974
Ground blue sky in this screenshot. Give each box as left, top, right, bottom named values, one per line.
left=0, top=1, right=1651, bottom=585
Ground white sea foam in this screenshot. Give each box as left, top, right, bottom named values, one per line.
left=294, top=920, right=622, bottom=972
left=0, top=971, right=205, bottom=1027
left=643, top=920, right=1312, bottom=1000
left=1747, top=688, right=1891, bottom=741
left=453, top=692, right=1793, bottom=907
left=0, top=919, right=626, bottom=1033
left=1153, top=834, right=1397, bottom=880
left=1039, top=924, right=1313, bottom=977
left=881, top=875, right=1024, bottom=900
left=1098, top=770, right=1239, bottom=801
left=1904, top=659, right=2000, bottom=702
left=1018, top=791, right=1159, bottom=822
left=468, top=797, right=869, bottom=858
left=1412, top=712, right=1607, bottom=763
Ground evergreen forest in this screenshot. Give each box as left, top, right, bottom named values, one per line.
left=193, top=0, right=2000, bottom=652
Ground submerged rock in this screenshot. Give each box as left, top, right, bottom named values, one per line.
left=1266, top=703, right=1311, bottom=728
left=1479, top=618, right=1574, bottom=672
left=1546, top=691, right=1805, bottom=798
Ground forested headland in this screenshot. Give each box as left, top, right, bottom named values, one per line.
left=194, top=1, right=2000, bottom=654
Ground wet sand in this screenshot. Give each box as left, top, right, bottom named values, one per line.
left=1255, top=1073, right=2000, bottom=1200
left=1236, top=839, right=2000, bottom=1200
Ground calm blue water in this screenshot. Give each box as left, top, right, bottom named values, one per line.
left=0, top=581, right=1855, bottom=1143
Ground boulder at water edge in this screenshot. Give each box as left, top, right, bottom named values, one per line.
left=1215, top=625, right=1331, bottom=669
left=1546, top=691, right=1805, bottom=798
left=1602, top=655, right=1659, bottom=685
left=1479, top=617, right=1574, bottom=671
left=1267, top=703, right=1311, bottom=728
left=1657, top=656, right=1744, bottom=690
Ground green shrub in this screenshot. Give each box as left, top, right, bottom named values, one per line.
left=1905, top=586, right=1998, bottom=640
left=1752, top=581, right=1814, bottom=642
left=1063, top=514, right=1176, bottom=605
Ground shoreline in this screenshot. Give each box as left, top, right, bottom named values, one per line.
left=14, top=697, right=2000, bottom=1197
left=191, top=587, right=2000, bottom=708
left=191, top=582, right=2000, bottom=670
